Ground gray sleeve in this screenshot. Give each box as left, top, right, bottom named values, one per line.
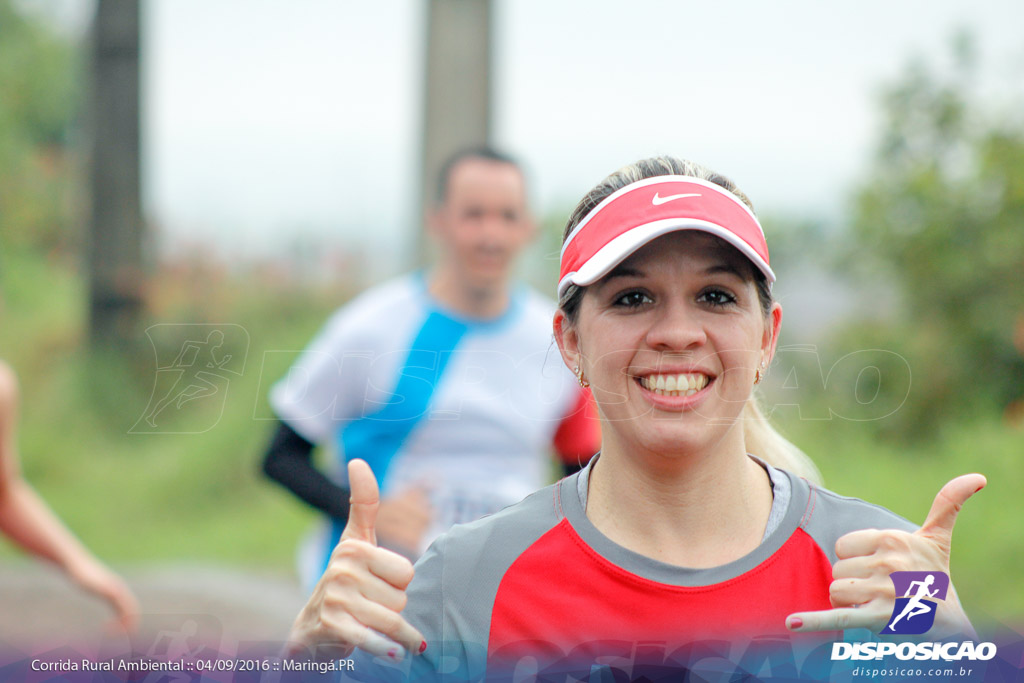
left=799, top=480, right=918, bottom=564
left=345, top=482, right=568, bottom=681
left=402, top=531, right=490, bottom=681
left=407, top=487, right=565, bottom=677
left=342, top=534, right=477, bottom=682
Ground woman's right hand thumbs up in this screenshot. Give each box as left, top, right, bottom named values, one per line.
left=286, top=459, right=426, bottom=661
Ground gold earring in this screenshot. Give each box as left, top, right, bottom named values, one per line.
left=754, top=360, right=767, bottom=385
left=573, top=365, right=590, bottom=388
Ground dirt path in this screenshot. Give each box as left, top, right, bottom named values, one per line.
left=0, top=561, right=306, bottom=655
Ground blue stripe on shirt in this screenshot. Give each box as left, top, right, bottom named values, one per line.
left=338, top=310, right=469, bottom=480
left=320, top=310, right=469, bottom=578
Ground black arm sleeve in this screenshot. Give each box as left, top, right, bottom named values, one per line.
left=261, top=420, right=350, bottom=522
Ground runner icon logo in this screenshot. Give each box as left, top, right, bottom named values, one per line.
left=881, top=571, right=950, bottom=635
left=131, top=324, right=249, bottom=434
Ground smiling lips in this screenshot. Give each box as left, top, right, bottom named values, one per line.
left=638, top=372, right=711, bottom=397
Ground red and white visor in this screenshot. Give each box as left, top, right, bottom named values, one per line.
left=558, top=175, right=774, bottom=298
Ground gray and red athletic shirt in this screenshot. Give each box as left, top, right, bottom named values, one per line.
left=358, top=458, right=914, bottom=681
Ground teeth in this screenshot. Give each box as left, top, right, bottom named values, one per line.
left=639, top=373, right=709, bottom=396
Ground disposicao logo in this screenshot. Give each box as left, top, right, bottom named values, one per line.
left=832, top=570, right=998, bottom=664
left=881, top=571, right=950, bottom=635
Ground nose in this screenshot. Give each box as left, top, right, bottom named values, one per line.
left=643, top=298, right=707, bottom=351
left=480, top=214, right=504, bottom=241
left=481, top=210, right=513, bottom=240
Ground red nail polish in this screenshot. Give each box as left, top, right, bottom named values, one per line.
left=387, top=648, right=398, bottom=660
left=419, top=641, right=427, bottom=654
left=789, top=617, right=803, bottom=630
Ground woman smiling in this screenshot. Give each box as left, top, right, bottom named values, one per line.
left=287, top=156, right=985, bottom=679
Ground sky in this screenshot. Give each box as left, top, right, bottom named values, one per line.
left=25, top=0, right=1024, bottom=276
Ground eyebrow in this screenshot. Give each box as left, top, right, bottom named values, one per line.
left=602, top=265, right=645, bottom=282
left=601, top=258, right=750, bottom=284
left=702, top=261, right=750, bottom=280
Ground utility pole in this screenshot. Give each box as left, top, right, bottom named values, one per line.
left=87, top=0, right=144, bottom=347
left=417, top=0, right=492, bottom=261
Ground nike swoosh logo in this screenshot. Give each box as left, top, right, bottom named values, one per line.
left=651, top=192, right=702, bottom=205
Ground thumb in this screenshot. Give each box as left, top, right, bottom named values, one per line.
left=917, top=473, right=986, bottom=546
left=341, top=459, right=379, bottom=544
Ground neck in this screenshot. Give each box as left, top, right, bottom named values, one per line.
left=427, top=265, right=510, bottom=319
left=585, top=431, right=773, bottom=568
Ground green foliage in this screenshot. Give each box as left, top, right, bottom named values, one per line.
left=0, top=248, right=348, bottom=568
left=0, top=0, right=81, bottom=254
left=841, top=40, right=1024, bottom=438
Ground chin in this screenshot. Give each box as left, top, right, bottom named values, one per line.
left=633, top=418, right=735, bottom=460
left=626, top=428, right=704, bottom=459
left=467, top=269, right=507, bottom=289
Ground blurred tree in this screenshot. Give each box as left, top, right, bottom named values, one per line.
left=0, top=0, right=80, bottom=255
left=843, top=35, right=1024, bottom=437
left=417, top=0, right=492, bottom=264
left=87, top=0, right=143, bottom=348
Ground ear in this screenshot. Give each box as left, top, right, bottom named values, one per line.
left=761, top=302, right=783, bottom=366
left=523, top=211, right=539, bottom=244
left=426, top=203, right=446, bottom=240
left=553, top=309, right=581, bottom=373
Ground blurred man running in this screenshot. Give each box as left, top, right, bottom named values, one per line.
left=261, top=148, right=599, bottom=590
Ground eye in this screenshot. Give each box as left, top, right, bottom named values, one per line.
left=613, top=290, right=653, bottom=308
left=697, top=287, right=737, bottom=307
